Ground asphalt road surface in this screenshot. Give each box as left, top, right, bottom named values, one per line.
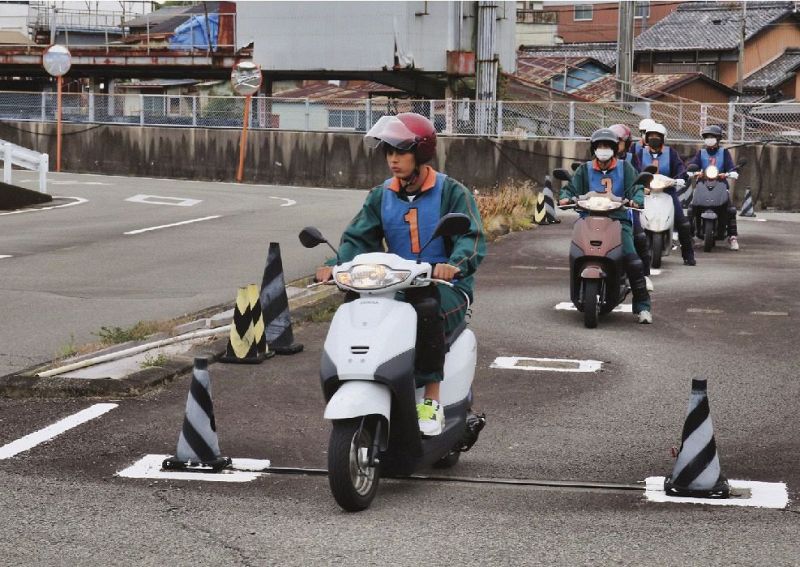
left=0, top=172, right=366, bottom=376
left=1, top=189, right=798, bottom=565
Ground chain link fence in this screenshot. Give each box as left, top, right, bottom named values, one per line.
left=2, top=90, right=799, bottom=143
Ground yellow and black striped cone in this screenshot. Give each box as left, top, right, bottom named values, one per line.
left=260, top=243, right=303, bottom=355
left=220, top=286, right=265, bottom=364
left=739, top=187, right=756, bottom=217
left=664, top=379, right=730, bottom=498
left=162, top=357, right=232, bottom=472
left=247, top=283, right=274, bottom=359
left=533, top=191, right=546, bottom=224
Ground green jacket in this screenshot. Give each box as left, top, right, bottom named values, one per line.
left=326, top=175, right=486, bottom=299
left=559, top=160, right=644, bottom=221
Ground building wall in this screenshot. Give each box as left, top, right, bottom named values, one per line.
left=669, top=82, right=732, bottom=104
left=0, top=121, right=795, bottom=210
left=548, top=1, right=678, bottom=43
left=238, top=1, right=517, bottom=74
left=516, top=23, right=559, bottom=47
left=745, top=23, right=800, bottom=77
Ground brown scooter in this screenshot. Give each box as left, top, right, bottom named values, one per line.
left=553, top=168, right=652, bottom=328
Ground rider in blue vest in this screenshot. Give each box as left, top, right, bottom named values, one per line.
left=611, top=123, right=653, bottom=291
left=632, top=118, right=656, bottom=156
left=688, top=125, right=739, bottom=250
left=315, top=113, right=485, bottom=436
left=633, top=123, right=697, bottom=266
left=559, top=128, right=653, bottom=324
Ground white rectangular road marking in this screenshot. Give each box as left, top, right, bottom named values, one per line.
left=644, top=476, right=789, bottom=509
left=0, top=403, right=117, bottom=459
left=491, top=356, right=603, bottom=373
left=123, top=215, right=221, bottom=235
left=0, top=255, right=11, bottom=259
left=555, top=302, right=632, bottom=313
left=511, top=265, right=538, bottom=270
left=739, top=217, right=767, bottom=222
left=687, top=308, right=725, bottom=314
left=117, top=454, right=271, bottom=483
left=126, top=194, right=203, bottom=207
left=751, top=311, right=789, bottom=317
left=650, top=269, right=662, bottom=276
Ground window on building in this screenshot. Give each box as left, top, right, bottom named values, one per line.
left=634, top=1, right=651, bottom=19
left=328, top=109, right=366, bottom=130
left=574, top=4, right=593, bottom=21
left=168, top=96, right=181, bottom=116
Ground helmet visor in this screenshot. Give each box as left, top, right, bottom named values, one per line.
left=364, top=116, right=418, bottom=150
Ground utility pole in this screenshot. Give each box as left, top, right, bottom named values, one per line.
left=616, top=0, right=634, bottom=101
left=475, top=0, right=499, bottom=135
left=737, top=1, right=747, bottom=95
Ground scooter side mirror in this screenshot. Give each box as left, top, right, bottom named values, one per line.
left=635, top=172, right=654, bottom=186
left=644, top=164, right=658, bottom=174
left=553, top=168, right=572, bottom=182
left=433, top=213, right=471, bottom=237
left=298, top=226, right=327, bottom=248
left=687, top=163, right=700, bottom=173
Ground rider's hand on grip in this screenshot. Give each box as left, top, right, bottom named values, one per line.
left=433, top=263, right=460, bottom=282
left=727, top=171, right=739, bottom=180
left=559, top=198, right=571, bottom=206
left=315, top=266, right=333, bottom=283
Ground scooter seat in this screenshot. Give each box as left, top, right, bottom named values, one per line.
left=445, top=320, right=467, bottom=351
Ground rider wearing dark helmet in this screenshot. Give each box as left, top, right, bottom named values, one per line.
left=558, top=128, right=653, bottom=324
left=688, top=125, right=739, bottom=250
left=315, top=113, right=486, bottom=436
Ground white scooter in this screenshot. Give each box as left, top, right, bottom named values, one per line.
left=640, top=172, right=677, bottom=269
left=298, top=214, right=485, bottom=512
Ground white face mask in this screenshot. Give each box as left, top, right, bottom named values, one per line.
left=704, top=137, right=718, bottom=148
left=594, top=148, right=614, bottom=162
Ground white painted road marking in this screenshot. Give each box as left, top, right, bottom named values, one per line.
left=687, top=308, right=724, bottom=314
left=117, top=453, right=271, bottom=483
left=491, top=356, right=603, bottom=373
left=555, top=302, right=633, bottom=313
left=0, top=255, right=11, bottom=259
left=739, top=217, right=767, bottom=222
left=48, top=180, right=110, bottom=186
left=123, top=215, right=221, bottom=235
left=644, top=476, right=788, bottom=509
left=511, top=265, right=538, bottom=270
left=0, top=403, right=117, bottom=459
left=126, top=194, right=203, bottom=207
left=650, top=269, right=663, bottom=276
left=0, top=196, right=88, bottom=216
left=751, top=311, right=789, bottom=317
left=269, top=196, right=297, bottom=207
left=544, top=266, right=569, bottom=271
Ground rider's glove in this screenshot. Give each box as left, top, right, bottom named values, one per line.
left=675, top=179, right=686, bottom=188
left=727, top=171, right=739, bottom=180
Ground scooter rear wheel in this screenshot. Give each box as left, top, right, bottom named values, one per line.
left=582, top=279, right=600, bottom=329
left=328, top=418, right=380, bottom=512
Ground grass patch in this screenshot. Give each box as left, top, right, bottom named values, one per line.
left=308, top=302, right=339, bottom=323
left=140, top=353, right=168, bottom=369
left=93, top=321, right=165, bottom=345
left=57, top=334, right=78, bottom=359
left=475, top=181, right=538, bottom=240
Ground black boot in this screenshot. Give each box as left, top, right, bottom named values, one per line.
left=677, top=218, right=696, bottom=266
left=634, top=225, right=652, bottom=276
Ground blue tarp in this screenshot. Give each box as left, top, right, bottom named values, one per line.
left=169, top=13, right=219, bottom=51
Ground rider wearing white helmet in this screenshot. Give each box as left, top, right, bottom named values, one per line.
left=633, top=122, right=697, bottom=266
left=634, top=118, right=657, bottom=155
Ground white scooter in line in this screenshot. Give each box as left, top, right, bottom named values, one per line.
left=298, top=213, right=486, bottom=512
left=640, top=172, right=677, bottom=269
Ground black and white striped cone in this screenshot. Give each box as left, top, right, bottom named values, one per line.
left=542, top=177, right=560, bottom=224
left=219, top=286, right=265, bottom=364
left=664, top=379, right=730, bottom=498
left=260, top=243, right=303, bottom=355
left=677, top=181, right=693, bottom=209
left=739, top=187, right=756, bottom=217
left=162, top=357, right=232, bottom=472
left=533, top=191, right=546, bottom=224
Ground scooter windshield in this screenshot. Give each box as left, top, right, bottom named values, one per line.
left=364, top=116, right=418, bottom=150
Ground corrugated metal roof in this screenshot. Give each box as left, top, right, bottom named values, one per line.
left=516, top=56, right=612, bottom=84
left=743, top=48, right=800, bottom=89
left=519, top=43, right=618, bottom=67
left=272, top=81, right=401, bottom=100
left=635, top=1, right=797, bottom=52
left=571, top=72, right=737, bottom=102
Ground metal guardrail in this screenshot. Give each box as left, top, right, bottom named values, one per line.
left=1, top=91, right=799, bottom=144
left=1, top=139, right=48, bottom=193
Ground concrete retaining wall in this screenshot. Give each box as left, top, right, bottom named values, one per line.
left=0, top=121, right=796, bottom=210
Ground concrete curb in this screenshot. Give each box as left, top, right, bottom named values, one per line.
left=0, top=282, right=341, bottom=399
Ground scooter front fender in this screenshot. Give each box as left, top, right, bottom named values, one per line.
left=324, top=381, right=392, bottom=422
left=701, top=210, right=718, bottom=220
left=581, top=266, right=606, bottom=279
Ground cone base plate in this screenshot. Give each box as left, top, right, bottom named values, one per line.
left=664, top=475, right=730, bottom=499
left=270, top=343, right=304, bottom=355
left=218, top=352, right=270, bottom=364
left=162, top=456, right=232, bottom=473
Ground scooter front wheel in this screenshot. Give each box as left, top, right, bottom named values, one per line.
left=582, top=279, right=601, bottom=329
left=650, top=232, right=663, bottom=269
left=328, top=418, right=380, bottom=512
left=703, top=219, right=715, bottom=252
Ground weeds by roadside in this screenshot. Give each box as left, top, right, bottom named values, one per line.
left=93, top=321, right=166, bottom=345
left=140, top=353, right=168, bottom=369
left=475, top=180, right=538, bottom=240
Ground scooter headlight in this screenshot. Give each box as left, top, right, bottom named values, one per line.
left=705, top=165, right=719, bottom=180
left=335, top=264, right=411, bottom=290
